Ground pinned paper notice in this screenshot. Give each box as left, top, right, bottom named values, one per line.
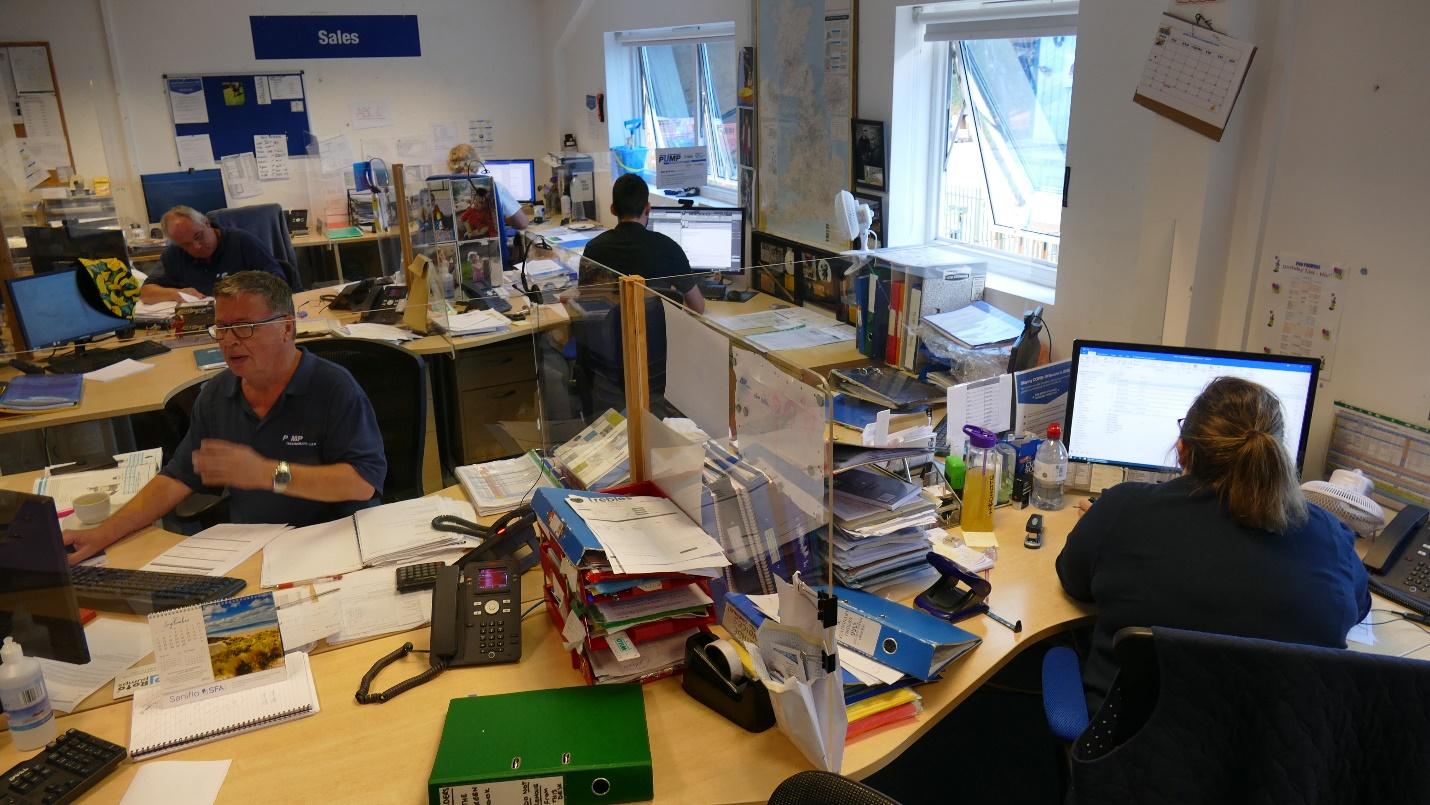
left=254, top=134, right=289, bottom=181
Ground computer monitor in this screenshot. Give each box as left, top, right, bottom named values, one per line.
left=6, top=266, right=133, bottom=350
left=483, top=159, right=537, bottom=204
left=646, top=208, right=745, bottom=273
left=140, top=169, right=227, bottom=225
left=21, top=226, right=128, bottom=275
left=1064, top=340, right=1320, bottom=473
left=0, top=490, right=90, bottom=664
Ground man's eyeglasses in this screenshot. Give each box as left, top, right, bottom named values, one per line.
left=207, top=314, right=289, bottom=341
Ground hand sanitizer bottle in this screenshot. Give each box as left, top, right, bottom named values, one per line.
left=0, top=637, right=57, bottom=750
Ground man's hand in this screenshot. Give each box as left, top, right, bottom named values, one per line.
left=62, top=525, right=119, bottom=566
left=192, top=439, right=274, bottom=491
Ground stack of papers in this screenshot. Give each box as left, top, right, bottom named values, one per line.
left=133, top=300, right=177, bottom=322
left=85, top=359, right=155, bottom=383
left=456, top=451, right=557, bottom=515
left=36, top=620, right=153, bottom=712
left=564, top=495, right=730, bottom=576
left=0, top=373, right=83, bottom=411
left=141, top=523, right=289, bottom=576
left=746, top=323, right=856, bottom=352
left=35, top=447, right=163, bottom=524
left=339, top=322, right=419, bottom=342
left=829, top=468, right=938, bottom=594
left=923, top=301, right=1024, bottom=348
left=445, top=308, right=511, bottom=337
left=831, top=366, right=944, bottom=410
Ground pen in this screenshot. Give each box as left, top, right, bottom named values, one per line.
left=274, top=575, right=343, bottom=589
left=986, top=609, right=1023, bottom=633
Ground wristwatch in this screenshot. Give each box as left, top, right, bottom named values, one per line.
left=272, top=461, right=292, bottom=494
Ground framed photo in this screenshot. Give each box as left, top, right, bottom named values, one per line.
left=750, top=230, right=803, bottom=304
left=740, top=167, right=756, bottom=221
left=853, top=191, right=885, bottom=248
left=852, top=119, right=887, bottom=192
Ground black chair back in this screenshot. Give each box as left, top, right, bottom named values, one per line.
left=303, top=338, right=426, bottom=502
left=1073, top=626, right=1430, bottom=805
left=768, top=771, right=902, bottom=805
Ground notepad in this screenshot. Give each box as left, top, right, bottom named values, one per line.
left=128, top=651, right=319, bottom=760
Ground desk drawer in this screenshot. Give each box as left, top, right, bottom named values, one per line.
left=459, top=379, right=539, bottom=463
left=454, top=342, right=537, bottom=391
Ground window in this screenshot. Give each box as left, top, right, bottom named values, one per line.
left=613, top=26, right=738, bottom=191
left=923, top=3, right=1077, bottom=273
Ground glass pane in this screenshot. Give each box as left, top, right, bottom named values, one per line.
left=941, top=35, right=1074, bottom=262
left=702, top=42, right=740, bottom=184
left=639, top=44, right=700, bottom=148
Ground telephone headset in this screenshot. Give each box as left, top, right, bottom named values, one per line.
left=354, top=506, right=540, bottom=704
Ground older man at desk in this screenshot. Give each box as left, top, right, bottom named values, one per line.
left=140, top=206, right=285, bottom=303
left=65, top=271, right=386, bottom=563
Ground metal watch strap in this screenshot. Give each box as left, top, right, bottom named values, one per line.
left=272, top=460, right=291, bottom=493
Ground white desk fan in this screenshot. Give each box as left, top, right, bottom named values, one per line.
left=835, top=190, right=879, bottom=252
left=1302, top=468, right=1386, bottom=536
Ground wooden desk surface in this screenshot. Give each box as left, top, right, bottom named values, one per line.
left=702, top=294, right=868, bottom=377
left=0, top=489, right=1094, bottom=804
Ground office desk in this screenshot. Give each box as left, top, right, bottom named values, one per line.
left=292, top=230, right=405, bottom=283
left=702, top=294, right=868, bottom=376
left=0, top=493, right=1094, bottom=803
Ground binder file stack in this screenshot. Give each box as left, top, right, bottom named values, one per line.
left=533, top=487, right=729, bottom=685
left=850, top=246, right=986, bottom=371
left=428, top=685, right=653, bottom=805
left=829, top=467, right=940, bottom=595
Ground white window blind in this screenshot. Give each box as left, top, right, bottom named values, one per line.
left=917, top=1, right=1077, bottom=41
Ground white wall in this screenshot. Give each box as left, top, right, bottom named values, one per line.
left=540, top=0, right=751, bottom=226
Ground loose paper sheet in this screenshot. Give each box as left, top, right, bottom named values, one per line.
left=1255, top=253, right=1346, bottom=380
left=176, top=134, right=215, bottom=169
left=431, top=121, right=461, bottom=164
left=254, top=134, right=289, bottom=180
left=119, top=760, right=231, bottom=805
left=467, top=118, right=494, bottom=154
left=947, top=374, right=1013, bottom=452
left=662, top=299, right=731, bottom=439
left=396, top=135, right=432, bottom=165
left=268, top=75, right=303, bottom=101
left=351, top=99, right=390, bottom=130
left=18, top=93, right=64, bottom=139
left=141, top=523, right=289, bottom=577
left=219, top=152, right=262, bottom=199
left=318, top=133, right=356, bottom=175
left=37, top=619, right=154, bottom=712
left=10, top=46, right=55, bottom=93
left=167, top=77, right=209, bottom=124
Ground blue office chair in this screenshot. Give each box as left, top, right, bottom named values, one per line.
left=1057, top=626, right=1430, bottom=804
left=571, top=295, right=667, bottom=418
left=207, top=203, right=303, bottom=291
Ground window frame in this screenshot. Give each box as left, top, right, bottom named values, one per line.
left=919, top=2, right=1077, bottom=288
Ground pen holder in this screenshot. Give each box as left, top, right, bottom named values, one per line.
left=681, top=632, right=775, bottom=733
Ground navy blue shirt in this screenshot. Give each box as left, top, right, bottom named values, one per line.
left=153, top=228, right=283, bottom=294
left=1056, top=476, right=1369, bottom=714
left=581, top=221, right=698, bottom=294
left=160, top=350, right=387, bottom=525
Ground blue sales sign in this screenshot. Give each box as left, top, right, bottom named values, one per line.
left=250, top=15, right=421, bottom=59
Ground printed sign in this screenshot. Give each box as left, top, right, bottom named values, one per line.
left=250, top=15, right=421, bottom=59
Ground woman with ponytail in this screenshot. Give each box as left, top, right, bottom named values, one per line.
left=1056, top=377, right=1369, bottom=713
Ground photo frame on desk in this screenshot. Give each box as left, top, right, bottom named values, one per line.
left=852, top=119, right=888, bottom=192
left=853, top=191, right=885, bottom=249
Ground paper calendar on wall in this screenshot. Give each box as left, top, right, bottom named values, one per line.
left=1133, top=13, right=1256, bottom=142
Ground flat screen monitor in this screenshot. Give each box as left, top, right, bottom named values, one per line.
left=646, top=207, right=745, bottom=273
left=140, top=169, right=227, bottom=225
left=0, top=490, right=90, bottom=664
left=6, top=266, right=133, bottom=350
left=22, top=226, right=128, bottom=275
left=484, top=159, right=537, bottom=204
left=1064, top=340, right=1320, bottom=473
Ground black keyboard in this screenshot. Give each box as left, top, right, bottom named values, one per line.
left=70, top=565, right=246, bottom=615
left=46, top=340, right=170, bottom=375
left=1, top=729, right=125, bottom=804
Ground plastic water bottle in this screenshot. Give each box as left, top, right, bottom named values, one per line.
left=0, top=636, right=57, bottom=750
left=961, top=424, right=1000, bottom=535
left=1033, top=423, right=1068, bottom=510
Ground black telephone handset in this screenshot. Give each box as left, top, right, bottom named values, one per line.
left=1364, top=504, right=1430, bottom=615
left=330, top=277, right=394, bottom=312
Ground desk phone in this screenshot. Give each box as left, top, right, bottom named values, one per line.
left=431, top=560, right=522, bottom=666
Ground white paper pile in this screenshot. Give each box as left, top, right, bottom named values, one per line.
left=564, top=495, right=730, bottom=576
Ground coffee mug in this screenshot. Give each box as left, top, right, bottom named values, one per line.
left=73, top=492, right=112, bottom=525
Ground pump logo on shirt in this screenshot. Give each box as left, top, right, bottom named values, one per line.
left=283, top=434, right=318, bottom=448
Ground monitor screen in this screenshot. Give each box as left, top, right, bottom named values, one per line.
left=0, top=491, right=90, bottom=664
left=23, top=226, right=128, bottom=274
left=140, top=169, right=227, bottom=225
left=7, top=267, right=133, bottom=350
left=646, top=208, right=745, bottom=272
left=1064, top=340, right=1319, bottom=473
left=484, top=159, right=537, bottom=204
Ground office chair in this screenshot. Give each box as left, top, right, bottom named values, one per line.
left=160, top=379, right=229, bottom=528
left=207, top=203, right=304, bottom=291
left=571, top=295, right=667, bottom=418
left=303, top=338, right=427, bottom=502
left=767, top=771, right=902, bottom=805
left=1060, top=626, right=1430, bottom=805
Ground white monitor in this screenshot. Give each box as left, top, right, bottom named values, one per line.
left=483, top=159, right=537, bottom=203
left=646, top=208, right=745, bottom=273
left=1064, top=340, right=1320, bottom=473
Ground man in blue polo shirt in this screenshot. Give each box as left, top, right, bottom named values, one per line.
left=140, top=206, right=285, bottom=303
left=64, top=271, right=386, bottom=564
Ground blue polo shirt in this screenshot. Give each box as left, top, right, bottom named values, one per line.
left=160, top=350, right=387, bottom=525
left=153, top=227, right=284, bottom=294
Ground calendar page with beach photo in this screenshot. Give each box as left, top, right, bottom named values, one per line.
left=149, top=592, right=287, bottom=702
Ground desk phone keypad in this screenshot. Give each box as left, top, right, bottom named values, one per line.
left=2, top=729, right=125, bottom=804
left=468, top=592, right=520, bottom=662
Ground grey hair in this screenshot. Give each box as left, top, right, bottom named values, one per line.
left=213, top=271, right=294, bottom=316
left=160, top=205, right=209, bottom=235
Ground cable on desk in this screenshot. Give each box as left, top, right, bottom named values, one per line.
left=522, top=600, right=543, bottom=621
